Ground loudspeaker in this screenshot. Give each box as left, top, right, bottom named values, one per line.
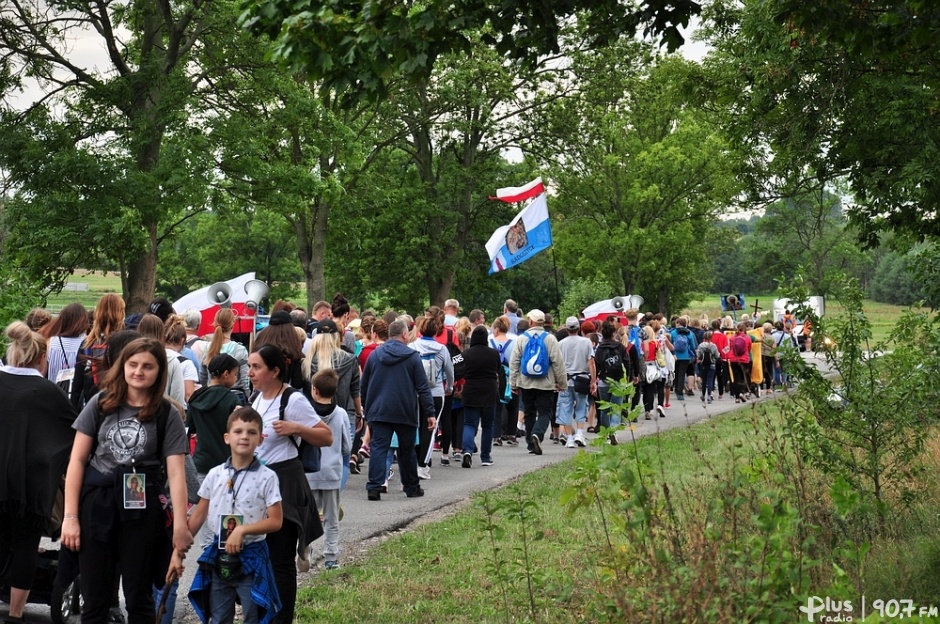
left=208, top=282, right=232, bottom=308
left=611, top=296, right=627, bottom=311
left=625, top=295, right=644, bottom=310
left=244, top=279, right=270, bottom=311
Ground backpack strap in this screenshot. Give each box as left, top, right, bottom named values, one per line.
left=277, top=387, right=302, bottom=452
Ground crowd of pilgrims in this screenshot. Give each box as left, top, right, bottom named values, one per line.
left=0, top=292, right=801, bottom=624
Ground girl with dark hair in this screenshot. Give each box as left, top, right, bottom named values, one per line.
left=61, top=337, right=193, bottom=624
left=0, top=322, right=77, bottom=624
left=254, top=312, right=305, bottom=389
left=247, top=344, right=332, bottom=624
left=41, top=302, right=90, bottom=388
left=192, top=308, right=249, bottom=393
left=330, top=293, right=357, bottom=353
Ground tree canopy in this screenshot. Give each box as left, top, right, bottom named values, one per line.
left=238, top=0, right=701, bottom=98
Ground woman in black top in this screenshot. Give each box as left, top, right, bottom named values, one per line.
left=0, top=322, right=78, bottom=624
left=459, top=326, right=502, bottom=468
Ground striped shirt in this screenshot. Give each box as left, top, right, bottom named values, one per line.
left=46, top=334, right=86, bottom=384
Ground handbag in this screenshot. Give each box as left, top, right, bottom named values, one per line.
left=644, top=361, right=662, bottom=383
left=571, top=374, right=592, bottom=395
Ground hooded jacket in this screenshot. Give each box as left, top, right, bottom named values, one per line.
left=187, top=385, right=242, bottom=474
left=460, top=326, right=501, bottom=407
left=302, top=349, right=360, bottom=416
left=305, top=401, right=351, bottom=491
left=361, top=339, right=436, bottom=425
left=409, top=336, right=454, bottom=397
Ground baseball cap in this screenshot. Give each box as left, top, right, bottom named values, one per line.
left=148, top=297, right=174, bottom=322
left=527, top=308, right=545, bottom=323
left=207, top=354, right=239, bottom=377
left=269, top=310, right=292, bottom=326
left=316, top=319, right=339, bottom=334
left=565, top=316, right=580, bottom=330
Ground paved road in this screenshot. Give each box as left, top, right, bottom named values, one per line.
left=17, top=352, right=830, bottom=623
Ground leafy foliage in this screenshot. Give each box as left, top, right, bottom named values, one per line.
left=239, top=0, right=701, bottom=99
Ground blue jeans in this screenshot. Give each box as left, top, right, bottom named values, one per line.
left=700, top=367, right=716, bottom=398
left=555, top=385, right=588, bottom=426
left=462, top=405, right=495, bottom=462
left=596, top=386, right=623, bottom=429
left=210, top=571, right=258, bottom=624
left=152, top=580, right=178, bottom=624
left=368, top=421, right=419, bottom=495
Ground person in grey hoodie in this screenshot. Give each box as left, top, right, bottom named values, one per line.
left=302, top=319, right=363, bottom=479
left=409, top=315, right=454, bottom=477
left=304, top=369, right=351, bottom=570
left=361, top=319, right=436, bottom=500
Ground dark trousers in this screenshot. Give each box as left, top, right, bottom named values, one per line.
left=78, top=502, right=165, bottom=624
left=717, top=360, right=729, bottom=396
left=730, top=361, right=751, bottom=398
left=520, top=388, right=553, bottom=449
left=0, top=513, right=43, bottom=589
left=642, top=379, right=665, bottom=413
left=417, top=397, right=442, bottom=467
left=673, top=359, right=691, bottom=396
left=268, top=520, right=298, bottom=624
left=496, top=393, right=520, bottom=438
left=440, top=394, right=463, bottom=454
left=368, top=421, right=420, bottom=495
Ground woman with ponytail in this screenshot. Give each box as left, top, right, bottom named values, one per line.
left=193, top=308, right=249, bottom=393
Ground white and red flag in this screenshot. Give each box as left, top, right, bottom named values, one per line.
left=490, top=177, right=545, bottom=203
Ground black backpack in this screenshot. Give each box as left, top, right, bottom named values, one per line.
left=445, top=328, right=466, bottom=381
left=595, top=342, right=626, bottom=382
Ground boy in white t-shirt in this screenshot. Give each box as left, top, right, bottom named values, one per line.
left=168, top=407, right=284, bottom=624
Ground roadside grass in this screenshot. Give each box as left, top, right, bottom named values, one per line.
left=296, top=396, right=940, bottom=623
left=296, top=405, right=783, bottom=624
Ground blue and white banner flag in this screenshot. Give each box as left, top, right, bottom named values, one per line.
left=485, top=192, right=553, bottom=274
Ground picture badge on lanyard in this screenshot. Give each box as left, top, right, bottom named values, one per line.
left=123, top=472, right=146, bottom=509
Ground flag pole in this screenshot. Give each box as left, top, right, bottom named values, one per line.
left=551, top=246, right=561, bottom=309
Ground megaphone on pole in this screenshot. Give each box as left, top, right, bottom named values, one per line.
left=207, top=282, right=232, bottom=308
left=611, top=296, right=627, bottom=311
left=244, top=280, right=270, bottom=312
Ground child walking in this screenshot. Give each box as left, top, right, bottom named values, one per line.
left=169, top=407, right=284, bottom=624
left=305, top=369, right=351, bottom=570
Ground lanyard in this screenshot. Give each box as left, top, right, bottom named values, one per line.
left=227, top=458, right=257, bottom=513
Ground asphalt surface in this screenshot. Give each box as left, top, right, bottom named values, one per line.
left=15, top=352, right=830, bottom=623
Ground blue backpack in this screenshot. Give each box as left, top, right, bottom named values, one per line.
left=627, top=325, right=643, bottom=354
left=490, top=338, right=513, bottom=403
left=520, top=331, right=550, bottom=378
left=673, top=332, right=690, bottom=355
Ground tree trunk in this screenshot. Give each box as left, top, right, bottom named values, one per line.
left=295, top=198, right=330, bottom=310
left=125, top=223, right=159, bottom=313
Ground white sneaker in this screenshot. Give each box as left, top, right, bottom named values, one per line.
left=417, top=466, right=431, bottom=480
left=566, top=436, right=576, bottom=449
left=574, top=430, right=586, bottom=447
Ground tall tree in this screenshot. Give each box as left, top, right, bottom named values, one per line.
left=0, top=0, right=221, bottom=312
left=534, top=51, right=740, bottom=315
left=701, top=0, right=940, bottom=247
left=743, top=191, right=872, bottom=296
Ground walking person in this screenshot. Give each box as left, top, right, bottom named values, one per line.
left=459, top=326, right=501, bottom=468
left=409, top=315, right=453, bottom=475
left=246, top=345, right=333, bottom=624
left=0, top=322, right=78, bottom=624
left=361, top=320, right=437, bottom=500
left=508, top=309, right=566, bottom=456
left=61, top=337, right=194, bottom=624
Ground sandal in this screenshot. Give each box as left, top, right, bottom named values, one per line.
left=586, top=426, right=595, bottom=434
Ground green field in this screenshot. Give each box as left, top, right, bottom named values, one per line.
left=681, top=293, right=916, bottom=345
